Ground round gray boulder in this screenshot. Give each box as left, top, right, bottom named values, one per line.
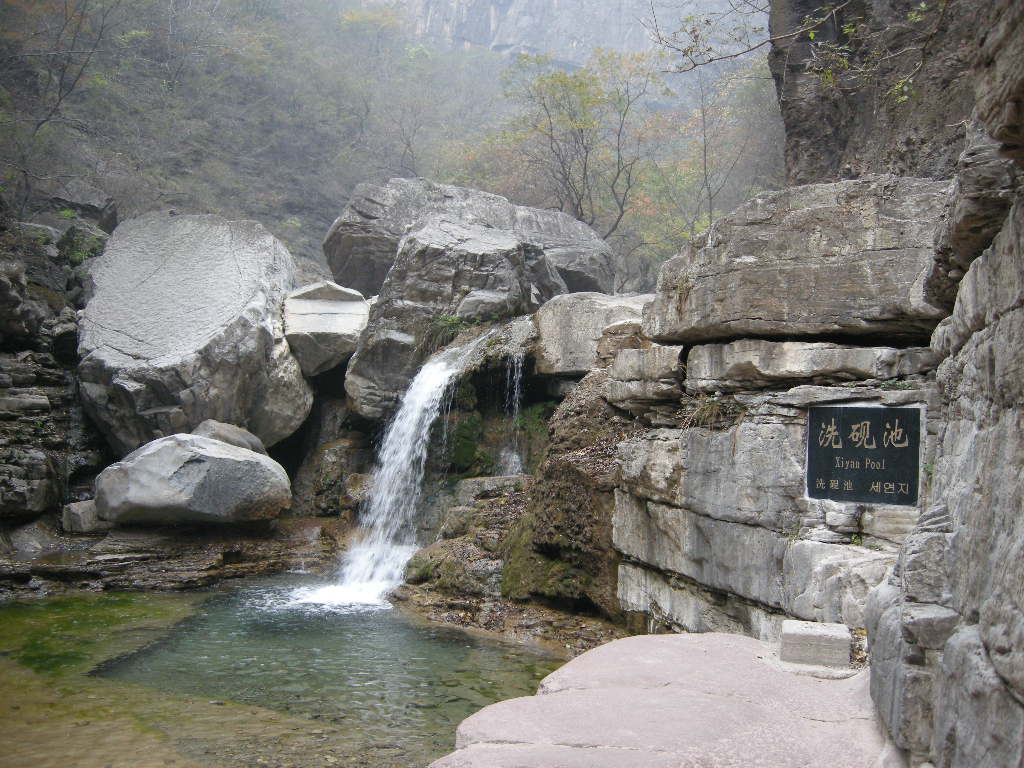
left=95, top=434, right=291, bottom=526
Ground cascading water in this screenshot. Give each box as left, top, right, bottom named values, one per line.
left=496, top=351, right=525, bottom=475
left=293, top=334, right=490, bottom=609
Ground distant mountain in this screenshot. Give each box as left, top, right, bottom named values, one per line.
left=398, top=0, right=664, bottom=65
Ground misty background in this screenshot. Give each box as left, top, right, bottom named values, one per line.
left=0, top=0, right=785, bottom=289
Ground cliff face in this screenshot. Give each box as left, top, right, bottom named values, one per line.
left=864, top=2, right=1024, bottom=765
left=400, top=0, right=658, bottom=65
left=768, top=0, right=977, bottom=185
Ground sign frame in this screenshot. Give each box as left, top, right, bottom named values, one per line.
left=805, top=403, right=922, bottom=507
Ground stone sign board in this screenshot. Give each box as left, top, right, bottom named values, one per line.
left=807, top=406, right=921, bottom=506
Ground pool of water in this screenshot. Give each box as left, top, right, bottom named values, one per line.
left=93, top=575, right=561, bottom=766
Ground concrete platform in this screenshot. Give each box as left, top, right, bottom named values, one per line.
left=779, top=619, right=853, bottom=667
left=431, top=632, right=904, bottom=768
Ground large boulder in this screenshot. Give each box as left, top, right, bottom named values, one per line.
left=344, top=216, right=566, bottom=420
left=95, top=434, right=291, bottom=526
left=323, top=177, right=615, bottom=296
left=78, top=213, right=313, bottom=456
left=643, top=176, right=950, bottom=345
left=283, top=281, right=368, bottom=377
left=533, top=293, right=653, bottom=377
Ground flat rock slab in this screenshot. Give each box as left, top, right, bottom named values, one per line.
left=432, top=633, right=893, bottom=768
left=642, top=176, right=949, bottom=345
left=685, top=340, right=936, bottom=393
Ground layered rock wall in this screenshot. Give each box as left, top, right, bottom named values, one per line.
left=866, top=3, right=1024, bottom=764
left=606, top=175, right=946, bottom=640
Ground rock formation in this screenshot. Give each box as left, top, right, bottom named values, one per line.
left=322, top=177, right=615, bottom=297
left=532, top=292, right=653, bottom=377
left=283, top=281, right=369, bottom=377
left=643, top=176, right=950, bottom=344
left=344, top=216, right=566, bottom=420
left=865, top=3, right=1024, bottom=764
left=95, top=434, right=291, bottom=526
left=768, top=0, right=976, bottom=185
left=402, top=0, right=660, bottom=67
left=78, top=212, right=313, bottom=456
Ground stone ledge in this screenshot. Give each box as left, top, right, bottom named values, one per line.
left=431, top=633, right=901, bottom=768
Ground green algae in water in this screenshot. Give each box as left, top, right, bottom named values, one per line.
left=95, top=575, right=562, bottom=765
left=0, top=592, right=200, bottom=677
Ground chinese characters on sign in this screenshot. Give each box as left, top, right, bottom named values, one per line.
left=807, top=406, right=921, bottom=506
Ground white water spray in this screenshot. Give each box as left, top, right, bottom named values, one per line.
left=292, top=335, right=490, bottom=610
left=496, top=351, right=525, bottom=475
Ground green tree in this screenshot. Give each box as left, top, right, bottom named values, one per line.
left=0, top=0, right=125, bottom=213
left=497, top=52, right=658, bottom=240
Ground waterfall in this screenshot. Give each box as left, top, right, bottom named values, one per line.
left=292, top=334, right=490, bottom=610
left=496, top=352, right=525, bottom=475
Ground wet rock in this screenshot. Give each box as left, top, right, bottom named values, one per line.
left=533, top=293, right=652, bottom=377
left=345, top=217, right=564, bottom=419
left=0, top=519, right=347, bottom=595
left=78, top=212, right=312, bottom=455
left=8, top=516, right=63, bottom=557
left=642, top=177, right=949, bottom=344
left=283, top=281, right=368, bottom=377
left=685, top=340, right=936, bottom=393
left=323, top=177, right=614, bottom=296
left=95, top=434, right=291, bottom=526
left=405, top=475, right=530, bottom=598
left=502, top=369, right=638, bottom=618
left=292, top=430, right=372, bottom=518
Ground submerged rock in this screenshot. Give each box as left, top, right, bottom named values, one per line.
left=323, top=177, right=615, bottom=296
left=78, top=212, right=312, bottom=456
left=95, top=434, right=291, bottom=526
